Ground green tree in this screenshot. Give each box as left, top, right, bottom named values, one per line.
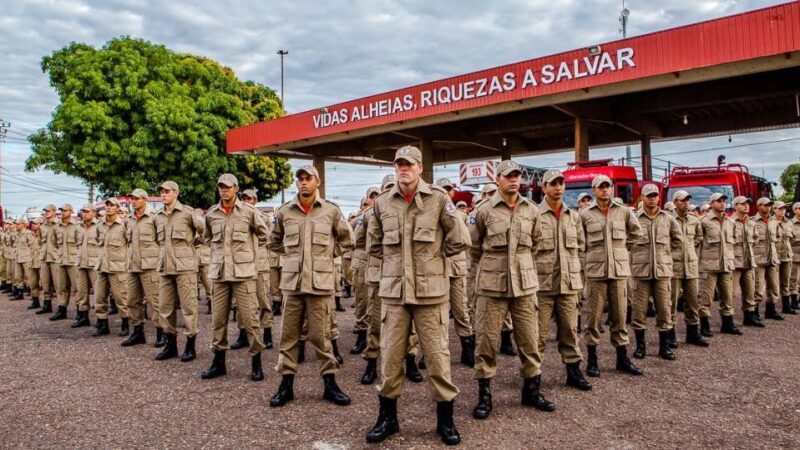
left=778, top=163, right=800, bottom=203
left=26, top=37, right=292, bottom=207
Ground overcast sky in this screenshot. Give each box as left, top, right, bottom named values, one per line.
left=1, top=0, right=798, bottom=215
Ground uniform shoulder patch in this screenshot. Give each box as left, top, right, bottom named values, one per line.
left=468, top=215, right=477, bottom=225
left=445, top=201, right=457, bottom=215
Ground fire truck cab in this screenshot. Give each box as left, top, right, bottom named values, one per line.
left=562, top=159, right=641, bottom=208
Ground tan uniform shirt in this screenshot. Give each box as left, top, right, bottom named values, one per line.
left=15, top=230, right=36, bottom=264
left=752, top=215, right=779, bottom=266
left=363, top=208, right=382, bottom=286
left=156, top=202, right=204, bottom=275
left=580, top=200, right=642, bottom=280
left=126, top=207, right=160, bottom=272
left=195, top=236, right=211, bottom=265
left=55, top=221, right=81, bottom=266
left=78, top=221, right=100, bottom=269
left=672, top=211, right=703, bottom=278
left=446, top=210, right=470, bottom=278
left=40, top=220, right=58, bottom=263
left=630, top=208, right=683, bottom=280
left=368, top=181, right=467, bottom=305
left=6, top=230, right=17, bottom=259
left=792, top=217, right=800, bottom=263
left=469, top=192, right=540, bottom=298
left=269, top=195, right=352, bottom=295
left=731, top=215, right=757, bottom=270
left=698, top=213, right=736, bottom=273
left=204, top=200, right=268, bottom=282
left=535, top=200, right=584, bottom=294
left=351, top=208, right=370, bottom=273
left=775, top=217, right=794, bottom=263
left=95, top=217, right=129, bottom=273
left=255, top=210, right=270, bottom=273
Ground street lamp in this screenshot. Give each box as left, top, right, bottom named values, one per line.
left=277, top=50, right=289, bottom=107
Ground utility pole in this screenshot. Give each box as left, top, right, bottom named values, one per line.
left=0, top=116, right=9, bottom=211
left=620, top=2, right=632, bottom=169
left=277, top=49, right=289, bottom=204
left=89, top=183, right=95, bottom=205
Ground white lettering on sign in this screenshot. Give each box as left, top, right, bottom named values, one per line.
left=311, top=48, right=637, bottom=129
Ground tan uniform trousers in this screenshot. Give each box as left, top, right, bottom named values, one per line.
left=537, top=293, right=582, bottom=364
left=95, top=272, right=128, bottom=320
left=15, top=262, right=40, bottom=297
left=379, top=302, right=458, bottom=402
left=778, top=261, right=792, bottom=297
left=210, top=279, right=263, bottom=356
left=732, top=269, right=757, bottom=313
left=754, top=265, right=780, bottom=306
left=301, top=297, right=339, bottom=341
left=352, top=267, right=369, bottom=332
left=632, top=278, right=673, bottom=332
left=364, top=285, right=419, bottom=360
left=277, top=293, right=338, bottom=376
left=474, top=294, right=541, bottom=380
left=269, top=267, right=281, bottom=302
left=159, top=273, right=199, bottom=336
left=0, top=257, right=6, bottom=282
left=791, top=262, right=800, bottom=296
left=671, top=277, right=700, bottom=325
left=239, top=271, right=273, bottom=330
left=40, top=262, right=57, bottom=301
left=128, top=271, right=160, bottom=328
left=56, top=265, right=78, bottom=307
left=343, top=258, right=353, bottom=287
left=449, top=276, right=472, bottom=338
left=76, top=268, right=95, bottom=312
left=699, top=272, right=734, bottom=318
left=197, top=264, right=212, bottom=297
left=13, top=261, right=25, bottom=288
left=584, top=279, right=630, bottom=348
left=334, top=262, right=342, bottom=298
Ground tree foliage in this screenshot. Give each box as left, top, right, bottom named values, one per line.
left=27, top=37, right=291, bottom=207
left=778, top=163, right=800, bottom=204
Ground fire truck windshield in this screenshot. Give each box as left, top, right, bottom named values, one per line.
left=563, top=182, right=592, bottom=208
left=666, top=184, right=735, bottom=209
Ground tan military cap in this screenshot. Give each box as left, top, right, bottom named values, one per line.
left=641, top=184, right=659, bottom=197
left=365, top=186, right=380, bottom=197
left=130, top=188, right=148, bottom=199
left=241, top=189, right=258, bottom=199
left=105, top=198, right=121, bottom=206
left=542, top=169, right=564, bottom=185
left=709, top=193, right=728, bottom=202
left=59, top=203, right=74, bottom=211
left=756, top=197, right=772, bottom=206
left=773, top=200, right=787, bottom=209
left=381, top=174, right=397, bottom=190
left=436, top=178, right=455, bottom=189
left=217, top=173, right=239, bottom=187
left=482, top=183, right=498, bottom=194
left=81, top=204, right=96, bottom=212
left=295, top=165, right=319, bottom=179
left=672, top=190, right=692, bottom=201
left=577, top=193, right=592, bottom=202
left=664, top=201, right=675, bottom=211
left=158, top=180, right=180, bottom=192
left=700, top=203, right=711, bottom=212
left=793, top=202, right=800, bottom=211
left=44, top=204, right=57, bottom=211
left=732, top=196, right=750, bottom=205
left=591, top=175, right=613, bottom=188
left=496, top=160, right=522, bottom=177
left=394, top=145, right=422, bottom=165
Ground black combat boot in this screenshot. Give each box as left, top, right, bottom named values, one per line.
left=615, top=346, right=644, bottom=376
left=782, top=296, right=797, bottom=315
left=36, top=299, right=52, bottom=315
left=180, top=335, right=197, bottom=362
left=27, top=296, right=41, bottom=310
left=350, top=330, right=367, bottom=354
left=230, top=328, right=248, bottom=350
left=658, top=330, right=676, bottom=360
left=405, top=354, right=423, bottom=383
left=473, top=379, right=492, bottom=419
left=200, top=349, right=226, bottom=379
left=343, top=284, right=352, bottom=299
left=633, top=329, right=646, bottom=359
left=335, top=296, right=345, bottom=312
left=460, top=335, right=475, bottom=368
left=366, top=396, right=399, bottom=443
left=743, top=310, right=766, bottom=328
left=331, top=339, right=344, bottom=364
left=668, top=327, right=678, bottom=349
left=108, top=296, right=118, bottom=315
left=70, top=310, right=91, bottom=328
left=155, top=333, right=178, bottom=361
left=586, top=345, right=600, bottom=377
left=361, top=358, right=378, bottom=385
left=92, top=318, right=110, bottom=336
left=251, top=353, right=264, bottom=381
left=269, top=374, right=295, bottom=407
left=753, top=303, right=763, bottom=321
left=499, top=330, right=517, bottom=356
left=765, top=302, right=784, bottom=320
left=118, top=318, right=130, bottom=336
left=686, top=324, right=710, bottom=347
left=272, top=300, right=282, bottom=316
left=154, top=327, right=167, bottom=348
left=10, top=287, right=24, bottom=300
left=263, top=328, right=273, bottom=349
left=720, top=315, right=743, bottom=335
left=121, top=324, right=146, bottom=346
left=322, top=374, right=351, bottom=406
left=521, top=375, right=556, bottom=412
left=700, top=316, right=713, bottom=337
left=565, top=362, right=592, bottom=391
left=298, top=339, right=306, bottom=363
left=435, top=400, right=461, bottom=446
left=791, top=294, right=799, bottom=311
left=49, top=305, right=67, bottom=321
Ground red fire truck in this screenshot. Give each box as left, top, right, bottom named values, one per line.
left=662, top=159, right=773, bottom=214
left=561, top=159, right=647, bottom=207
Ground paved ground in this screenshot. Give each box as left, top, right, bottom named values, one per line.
left=1, top=293, right=799, bottom=449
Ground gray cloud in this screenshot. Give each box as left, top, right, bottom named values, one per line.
left=0, top=0, right=796, bottom=215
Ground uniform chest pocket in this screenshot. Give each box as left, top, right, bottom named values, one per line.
left=518, top=219, right=533, bottom=247
left=172, top=228, right=187, bottom=241
left=655, top=224, right=671, bottom=245
left=755, top=227, right=765, bottom=240
left=706, top=228, right=721, bottom=244
left=638, top=227, right=651, bottom=245
left=413, top=217, right=436, bottom=243
left=381, top=214, right=401, bottom=246
left=565, top=224, right=579, bottom=249
left=611, top=220, right=626, bottom=240
left=312, top=222, right=332, bottom=245
left=486, top=220, right=508, bottom=248
left=211, top=223, right=224, bottom=243
left=538, top=224, right=555, bottom=250
left=586, top=221, right=604, bottom=243
left=232, top=221, right=249, bottom=242
left=283, top=223, right=300, bottom=247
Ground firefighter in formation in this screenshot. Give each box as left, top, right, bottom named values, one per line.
left=2, top=150, right=799, bottom=447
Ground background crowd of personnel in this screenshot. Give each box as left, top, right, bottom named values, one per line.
left=1, top=146, right=799, bottom=446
